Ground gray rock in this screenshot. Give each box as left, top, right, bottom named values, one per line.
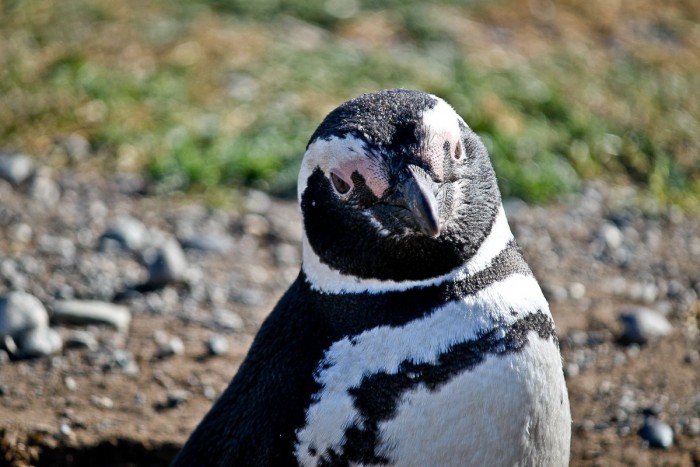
left=64, top=330, right=99, bottom=351
left=639, top=418, right=674, bottom=448
left=59, top=421, right=73, bottom=438
left=203, top=385, right=217, bottom=400
left=110, top=349, right=139, bottom=375
left=166, top=389, right=191, bottom=408
left=154, top=330, right=185, bottom=358
left=618, top=307, right=672, bottom=344
left=2, top=335, right=17, bottom=355
left=8, top=223, right=32, bottom=243
left=37, top=235, right=76, bottom=258
left=180, top=232, right=233, bottom=253
left=242, top=214, right=270, bottom=237
left=58, top=133, right=90, bottom=160
left=99, top=216, right=148, bottom=252
left=64, top=376, right=78, bottom=391
left=568, top=282, right=586, bottom=300
left=563, top=362, right=579, bottom=378
left=52, top=300, right=131, bottom=333
left=684, top=350, right=699, bottom=364
left=0, top=292, right=49, bottom=339
left=90, top=395, right=114, bottom=409
left=0, top=349, right=9, bottom=365
left=599, top=222, right=623, bottom=250
left=0, top=153, right=34, bottom=185
left=211, top=309, right=244, bottom=332
left=686, top=418, right=700, bottom=436
left=206, top=335, right=229, bottom=356
left=17, top=327, right=63, bottom=358
left=147, top=238, right=188, bottom=286
left=28, top=169, right=61, bottom=205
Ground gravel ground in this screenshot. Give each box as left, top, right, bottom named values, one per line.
left=0, top=156, right=699, bottom=466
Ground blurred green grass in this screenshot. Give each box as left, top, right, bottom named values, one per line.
left=1, top=0, right=698, bottom=206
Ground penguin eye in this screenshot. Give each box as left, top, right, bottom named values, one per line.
left=330, top=171, right=351, bottom=195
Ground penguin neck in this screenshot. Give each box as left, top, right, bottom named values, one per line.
left=301, top=204, right=514, bottom=295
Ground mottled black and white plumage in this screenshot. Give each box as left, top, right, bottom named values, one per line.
left=173, top=89, right=571, bottom=466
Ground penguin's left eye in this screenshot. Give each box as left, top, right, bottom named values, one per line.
left=330, top=172, right=351, bottom=195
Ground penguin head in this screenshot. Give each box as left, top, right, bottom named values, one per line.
left=299, top=89, right=501, bottom=283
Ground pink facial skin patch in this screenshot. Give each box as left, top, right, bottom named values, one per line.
left=334, top=158, right=389, bottom=198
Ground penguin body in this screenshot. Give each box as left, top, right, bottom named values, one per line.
left=173, top=89, right=571, bottom=466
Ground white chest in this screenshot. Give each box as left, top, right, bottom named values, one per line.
left=294, top=275, right=570, bottom=466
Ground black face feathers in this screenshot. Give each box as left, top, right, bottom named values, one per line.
left=301, top=89, right=502, bottom=282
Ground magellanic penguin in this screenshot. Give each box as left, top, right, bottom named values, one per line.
left=173, top=89, right=571, bottom=466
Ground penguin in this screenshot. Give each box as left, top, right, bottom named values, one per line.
left=172, top=89, right=571, bottom=466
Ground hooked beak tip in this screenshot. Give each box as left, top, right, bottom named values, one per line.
left=399, top=167, right=441, bottom=237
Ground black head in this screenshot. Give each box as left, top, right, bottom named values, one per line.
left=298, top=89, right=501, bottom=282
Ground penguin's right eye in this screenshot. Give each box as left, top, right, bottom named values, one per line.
left=330, top=172, right=351, bottom=195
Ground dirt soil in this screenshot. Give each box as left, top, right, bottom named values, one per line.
left=0, top=170, right=699, bottom=466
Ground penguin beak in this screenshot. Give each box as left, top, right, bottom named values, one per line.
left=385, top=165, right=441, bottom=237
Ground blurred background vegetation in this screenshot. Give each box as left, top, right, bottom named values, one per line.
left=1, top=0, right=698, bottom=206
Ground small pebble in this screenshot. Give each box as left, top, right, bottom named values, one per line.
left=242, top=214, right=270, bottom=237
left=568, top=282, right=586, bottom=300
left=59, top=421, right=73, bottom=437
left=564, top=362, right=579, bottom=378
left=2, top=335, right=17, bottom=355
left=211, top=309, right=244, bottom=332
left=154, top=330, right=185, bottom=358
left=618, top=307, right=672, bottom=344
left=639, top=418, right=674, bottom=449
left=99, top=216, right=148, bottom=252
left=0, top=291, right=49, bottom=339
left=146, top=238, right=188, bottom=287
left=90, top=395, right=114, bottom=409
left=0, top=153, right=34, bottom=185
left=16, top=327, right=63, bottom=358
left=28, top=170, right=60, bottom=205
left=599, top=222, right=623, bottom=250
left=37, top=235, right=76, bottom=258
left=64, top=330, right=99, bottom=351
left=110, top=349, right=139, bottom=375
left=206, top=335, right=229, bottom=356
left=626, top=344, right=640, bottom=358
left=180, top=233, right=233, bottom=253
left=203, top=385, right=217, bottom=400
left=64, top=376, right=78, bottom=391
left=8, top=223, right=32, bottom=243
left=613, top=352, right=627, bottom=366
left=166, top=390, right=191, bottom=408
left=58, top=133, right=90, bottom=160
left=52, top=300, right=131, bottom=333
left=686, top=418, right=700, bottom=436
left=684, top=350, right=699, bottom=365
